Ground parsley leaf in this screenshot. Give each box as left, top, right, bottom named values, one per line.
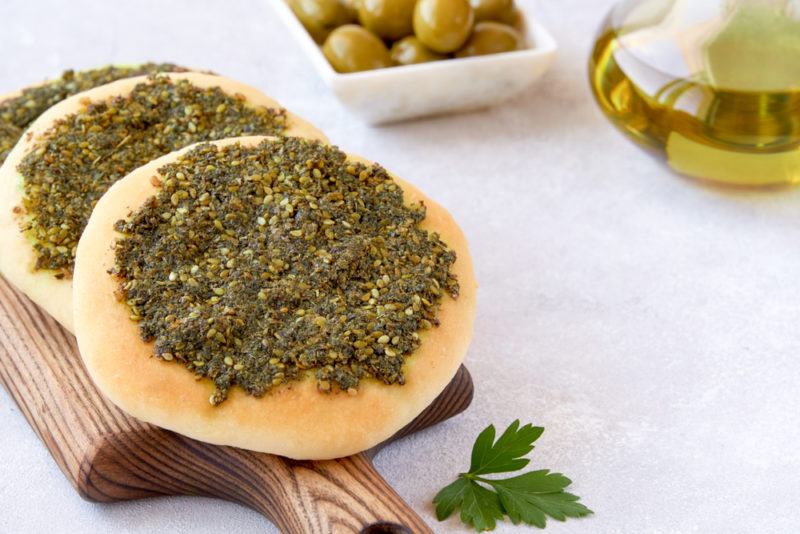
left=460, top=479, right=506, bottom=531
left=470, top=420, right=544, bottom=475
left=433, top=420, right=592, bottom=531
left=434, top=478, right=470, bottom=521
left=490, top=471, right=592, bottom=527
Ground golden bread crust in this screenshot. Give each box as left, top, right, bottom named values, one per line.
left=72, top=136, right=477, bottom=459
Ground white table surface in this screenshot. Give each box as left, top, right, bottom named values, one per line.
left=2, top=1, right=799, bottom=533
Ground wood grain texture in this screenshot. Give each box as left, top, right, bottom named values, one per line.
left=0, top=275, right=473, bottom=533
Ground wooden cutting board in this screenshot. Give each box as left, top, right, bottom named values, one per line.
left=0, top=276, right=473, bottom=533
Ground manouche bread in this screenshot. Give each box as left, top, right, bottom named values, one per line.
left=0, top=72, right=325, bottom=332
left=72, top=136, right=477, bottom=459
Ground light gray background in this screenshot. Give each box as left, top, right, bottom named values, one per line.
left=1, top=1, right=799, bottom=533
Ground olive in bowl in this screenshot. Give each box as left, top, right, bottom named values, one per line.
left=289, top=0, right=531, bottom=73
left=289, top=0, right=356, bottom=43
left=322, top=24, right=393, bottom=73
left=455, top=21, right=521, bottom=58
left=390, top=36, right=447, bottom=65
left=469, top=0, right=511, bottom=21
left=413, top=0, right=475, bottom=53
left=357, top=0, right=417, bottom=40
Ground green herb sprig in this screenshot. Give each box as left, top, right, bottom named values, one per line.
left=433, top=420, right=592, bottom=531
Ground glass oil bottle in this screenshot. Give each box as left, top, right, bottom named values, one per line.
left=590, top=0, right=800, bottom=187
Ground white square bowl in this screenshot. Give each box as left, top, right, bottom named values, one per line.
left=271, top=0, right=558, bottom=124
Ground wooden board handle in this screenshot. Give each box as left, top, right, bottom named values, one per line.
left=84, top=430, right=432, bottom=533
left=277, top=454, right=431, bottom=533
left=81, top=368, right=472, bottom=533
left=0, top=277, right=473, bottom=533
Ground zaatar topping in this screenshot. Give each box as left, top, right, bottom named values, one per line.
left=113, top=138, right=459, bottom=405
left=1, top=63, right=186, bottom=164
left=17, top=76, right=287, bottom=277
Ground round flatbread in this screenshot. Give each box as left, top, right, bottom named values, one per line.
left=0, top=72, right=325, bottom=332
left=73, top=136, right=476, bottom=459
left=1, top=63, right=192, bottom=164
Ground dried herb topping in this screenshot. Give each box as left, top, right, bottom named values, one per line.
left=17, top=76, right=287, bottom=277
left=113, top=138, right=459, bottom=404
left=1, top=63, right=186, bottom=164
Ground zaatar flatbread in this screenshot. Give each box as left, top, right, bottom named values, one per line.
left=0, top=72, right=325, bottom=331
left=73, top=136, right=476, bottom=459
left=0, top=63, right=190, bottom=165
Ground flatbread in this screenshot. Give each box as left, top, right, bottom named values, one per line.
left=0, top=73, right=326, bottom=332
left=0, top=64, right=197, bottom=165
left=73, top=136, right=477, bottom=460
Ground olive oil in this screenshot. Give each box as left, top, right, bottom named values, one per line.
left=589, top=0, right=800, bottom=187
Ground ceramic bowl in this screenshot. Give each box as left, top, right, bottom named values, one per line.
left=272, top=0, right=558, bottom=124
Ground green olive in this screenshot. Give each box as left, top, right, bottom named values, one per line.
left=322, top=25, right=393, bottom=73
left=358, top=0, right=417, bottom=41
left=302, top=23, right=333, bottom=45
left=455, top=21, right=521, bottom=58
left=290, top=0, right=356, bottom=43
left=469, top=0, right=512, bottom=21
left=413, top=0, right=475, bottom=54
left=341, top=0, right=359, bottom=21
left=390, top=36, right=447, bottom=65
left=497, top=5, right=524, bottom=30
